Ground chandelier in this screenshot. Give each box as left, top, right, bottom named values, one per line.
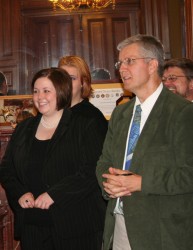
left=49, top=0, right=115, bottom=11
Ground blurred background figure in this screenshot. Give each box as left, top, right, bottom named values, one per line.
left=58, top=55, right=92, bottom=107
left=91, top=68, right=111, bottom=81
left=163, top=58, right=193, bottom=100
left=58, top=56, right=109, bottom=249
left=0, top=71, right=8, bottom=96
left=16, top=110, right=34, bottom=124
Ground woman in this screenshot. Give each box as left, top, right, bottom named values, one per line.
left=0, top=67, right=107, bottom=250
left=58, top=55, right=93, bottom=106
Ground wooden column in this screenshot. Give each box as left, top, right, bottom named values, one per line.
left=185, top=0, right=193, bottom=59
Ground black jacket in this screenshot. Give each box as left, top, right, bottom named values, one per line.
left=0, top=100, right=108, bottom=239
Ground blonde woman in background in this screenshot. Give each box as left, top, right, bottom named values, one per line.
left=58, top=56, right=108, bottom=249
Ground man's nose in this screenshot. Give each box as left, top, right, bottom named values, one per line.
left=119, top=62, right=128, bottom=72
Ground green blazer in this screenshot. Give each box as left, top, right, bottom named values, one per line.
left=96, top=87, right=193, bottom=250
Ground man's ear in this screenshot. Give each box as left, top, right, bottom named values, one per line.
left=189, top=79, right=193, bottom=90
left=148, top=59, right=158, bottom=75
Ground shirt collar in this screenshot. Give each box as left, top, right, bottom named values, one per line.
left=135, top=83, right=163, bottom=112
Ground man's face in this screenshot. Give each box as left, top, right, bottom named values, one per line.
left=163, top=66, right=189, bottom=97
left=118, top=43, right=152, bottom=94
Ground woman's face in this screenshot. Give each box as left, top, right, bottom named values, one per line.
left=33, top=77, right=57, bottom=116
left=60, top=65, right=82, bottom=106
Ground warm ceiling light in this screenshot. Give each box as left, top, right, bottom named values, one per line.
left=49, top=0, right=115, bottom=11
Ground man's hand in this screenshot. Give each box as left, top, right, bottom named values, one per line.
left=102, top=167, right=142, bottom=198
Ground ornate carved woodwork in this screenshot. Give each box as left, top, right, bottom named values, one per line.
left=0, top=0, right=181, bottom=95
left=0, top=132, right=21, bottom=250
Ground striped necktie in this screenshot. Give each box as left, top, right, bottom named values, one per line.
left=125, top=104, right=142, bottom=170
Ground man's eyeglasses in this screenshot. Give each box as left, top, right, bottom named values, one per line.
left=162, top=75, right=191, bottom=83
left=115, top=57, right=154, bottom=70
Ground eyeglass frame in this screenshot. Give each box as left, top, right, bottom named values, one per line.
left=115, top=57, right=155, bottom=70
left=162, top=75, right=193, bottom=83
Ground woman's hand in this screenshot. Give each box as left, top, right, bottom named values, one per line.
left=34, top=192, right=54, bottom=209
left=18, top=192, right=35, bottom=208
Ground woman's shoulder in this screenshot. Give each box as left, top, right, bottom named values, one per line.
left=71, top=99, right=106, bottom=120
left=16, top=113, right=39, bottom=128
left=12, top=114, right=39, bottom=138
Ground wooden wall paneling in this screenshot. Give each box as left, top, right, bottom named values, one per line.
left=140, top=0, right=171, bottom=59
left=82, top=9, right=141, bottom=80
left=19, top=0, right=172, bottom=89
left=105, top=16, right=116, bottom=79
left=22, top=16, right=54, bottom=93
left=112, top=17, right=131, bottom=79
left=0, top=0, right=20, bottom=94
left=56, top=16, right=77, bottom=62
left=166, top=0, right=185, bottom=58
left=155, top=0, right=170, bottom=59
left=21, top=18, right=41, bottom=93
left=73, top=14, right=87, bottom=58
left=2, top=67, right=18, bottom=95
left=82, top=14, right=117, bottom=79
left=184, top=0, right=193, bottom=59
left=53, top=15, right=84, bottom=61
left=84, top=16, right=109, bottom=70
left=0, top=133, right=21, bottom=250
left=35, top=20, right=51, bottom=68
left=21, top=15, right=79, bottom=93
left=20, top=16, right=39, bottom=94
left=112, top=11, right=140, bottom=78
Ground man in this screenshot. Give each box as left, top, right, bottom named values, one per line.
left=96, top=34, right=193, bottom=250
left=163, top=58, right=193, bottom=100
left=0, top=71, right=8, bottom=95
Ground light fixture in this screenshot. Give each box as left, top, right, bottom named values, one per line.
left=49, top=0, right=115, bottom=12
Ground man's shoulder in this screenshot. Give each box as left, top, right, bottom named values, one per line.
left=164, top=89, right=192, bottom=108
left=113, top=98, right=134, bottom=115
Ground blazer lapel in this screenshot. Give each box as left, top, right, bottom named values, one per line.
left=25, top=114, right=40, bottom=147
left=45, top=108, right=71, bottom=159
left=114, top=99, right=135, bottom=170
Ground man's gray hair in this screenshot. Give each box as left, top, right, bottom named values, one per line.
left=117, top=34, right=165, bottom=77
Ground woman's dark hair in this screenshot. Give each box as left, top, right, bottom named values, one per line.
left=31, top=67, right=72, bottom=110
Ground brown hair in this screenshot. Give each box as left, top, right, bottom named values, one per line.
left=164, top=58, right=193, bottom=82
left=31, top=67, right=72, bottom=110
left=16, top=111, right=34, bottom=124
left=58, top=56, right=92, bottom=98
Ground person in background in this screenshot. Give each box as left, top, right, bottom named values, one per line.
left=163, top=58, right=193, bottom=100
left=0, top=67, right=107, bottom=250
left=0, top=71, right=8, bottom=96
left=59, top=56, right=109, bottom=248
left=91, top=68, right=111, bottom=80
left=58, top=55, right=94, bottom=106
left=96, top=34, right=193, bottom=250
left=16, top=110, right=34, bottom=124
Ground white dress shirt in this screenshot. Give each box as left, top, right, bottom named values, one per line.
left=114, top=83, right=163, bottom=214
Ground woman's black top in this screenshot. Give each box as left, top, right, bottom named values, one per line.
left=24, top=137, right=53, bottom=226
